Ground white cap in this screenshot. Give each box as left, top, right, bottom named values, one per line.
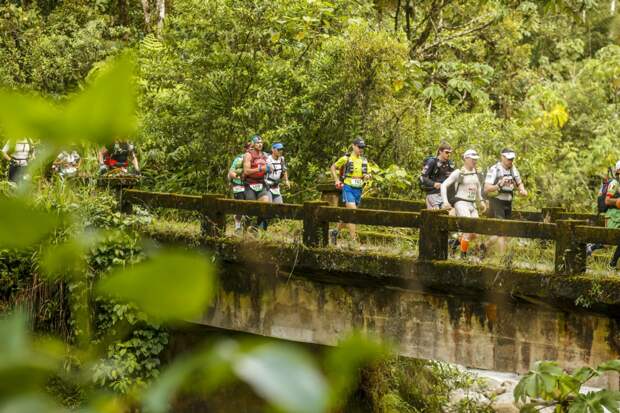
left=463, top=149, right=480, bottom=160
left=615, top=160, right=620, bottom=171
left=501, top=148, right=516, bottom=160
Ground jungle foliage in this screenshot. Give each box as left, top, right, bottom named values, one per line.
left=0, top=0, right=619, bottom=208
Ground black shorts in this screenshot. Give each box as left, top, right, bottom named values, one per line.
left=488, top=198, right=512, bottom=219
left=233, top=191, right=245, bottom=200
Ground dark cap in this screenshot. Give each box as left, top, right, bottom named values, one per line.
left=251, top=134, right=262, bottom=144
left=352, top=137, right=366, bottom=148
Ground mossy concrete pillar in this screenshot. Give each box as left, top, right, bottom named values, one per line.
left=119, top=189, right=132, bottom=214
left=317, top=183, right=340, bottom=207
left=555, top=219, right=588, bottom=275
left=542, top=207, right=564, bottom=223
left=419, top=209, right=449, bottom=261
left=201, top=194, right=226, bottom=238
left=303, top=201, right=329, bottom=247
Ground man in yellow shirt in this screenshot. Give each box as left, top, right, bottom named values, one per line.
left=329, top=137, right=371, bottom=244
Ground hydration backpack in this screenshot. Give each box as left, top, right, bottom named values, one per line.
left=597, top=170, right=614, bottom=213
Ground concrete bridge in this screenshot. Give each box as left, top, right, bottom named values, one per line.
left=124, top=189, right=620, bottom=388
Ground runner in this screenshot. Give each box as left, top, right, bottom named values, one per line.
left=441, top=149, right=486, bottom=258
left=228, top=141, right=251, bottom=232
left=265, top=142, right=290, bottom=204
left=52, top=148, right=81, bottom=180
left=329, top=137, right=371, bottom=245
left=2, top=138, right=34, bottom=185
left=98, top=140, right=140, bottom=175
left=420, top=142, right=455, bottom=209
left=484, top=148, right=527, bottom=255
left=604, top=161, right=620, bottom=271
left=243, top=135, right=270, bottom=230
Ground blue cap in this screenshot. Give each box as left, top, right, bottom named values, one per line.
left=251, top=135, right=262, bottom=144
left=272, top=142, right=284, bottom=150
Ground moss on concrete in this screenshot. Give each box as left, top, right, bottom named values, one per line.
left=143, top=228, right=620, bottom=314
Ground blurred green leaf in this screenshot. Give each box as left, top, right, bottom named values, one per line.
left=0, top=54, right=136, bottom=148
left=0, top=313, right=62, bottom=401
left=0, top=197, right=60, bottom=249
left=96, top=249, right=216, bottom=321
left=325, top=333, right=389, bottom=406
left=40, top=240, right=87, bottom=280
left=597, top=360, right=620, bottom=373
left=143, top=340, right=238, bottom=413
left=234, top=343, right=328, bottom=413
left=65, top=54, right=137, bottom=145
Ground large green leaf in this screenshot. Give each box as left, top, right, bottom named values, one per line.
left=234, top=343, right=328, bottom=413
left=0, top=55, right=136, bottom=147
left=96, top=249, right=216, bottom=322
left=143, top=340, right=238, bottom=413
left=0, top=197, right=60, bottom=249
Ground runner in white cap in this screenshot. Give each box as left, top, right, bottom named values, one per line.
left=441, top=149, right=486, bottom=258
left=484, top=148, right=527, bottom=255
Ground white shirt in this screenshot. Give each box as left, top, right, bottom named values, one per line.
left=265, top=154, right=287, bottom=185
left=485, top=162, right=522, bottom=201
left=55, top=150, right=81, bottom=176
left=441, top=168, right=483, bottom=205
left=2, top=139, right=32, bottom=162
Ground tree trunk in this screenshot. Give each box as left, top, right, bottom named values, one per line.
left=117, top=0, right=128, bottom=26
left=395, top=0, right=401, bottom=32
left=141, top=0, right=151, bottom=31
left=156, top=0, right=165, bottom=32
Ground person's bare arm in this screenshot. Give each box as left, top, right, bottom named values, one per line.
left=441, top=171, right=458, bottom=208
left=330, top=163, right=340, bottom=184
left=243, top=153, right=260, bottom=176
left=98, top=148, right=106, bottom=165
left=131, top=152, right=140, bottom=172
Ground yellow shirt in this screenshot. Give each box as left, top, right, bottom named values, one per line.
left=334, top=153, right=366, bottom=188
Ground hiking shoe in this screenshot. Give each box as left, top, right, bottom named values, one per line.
left=330, top=229, right=339, bottom=245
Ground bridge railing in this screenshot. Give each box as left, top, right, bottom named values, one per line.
left=316, top=184, right=605, bottom=225
left=122, top=189, right=619, bottom=277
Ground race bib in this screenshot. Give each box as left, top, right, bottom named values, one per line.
left=232, top=185, right=245, bottom=193
left=466, top=186, right=477, bottom=201
left=249, top=183, right=264, bottom=192
left=349, top=178, right=364, bottom=187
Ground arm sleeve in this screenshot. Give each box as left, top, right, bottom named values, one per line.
left=1, top=142, right=9, bottom=154
left=477, top=178, right=483, bottom=202
left=441, top=170, right=459, bottom=206
left=485, top=166, right=496, bottom=185
left=281, top=157, right=287, bottom=172
left=420, top=158, right=437, bottom=188
left=512, top=166, right=522, bottom=185
left=607, top=181, right=618, bottom=198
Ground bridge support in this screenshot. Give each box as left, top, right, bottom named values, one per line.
left=555, top=219, right=588, bottom=275
left=419, top=209, right=449, bottom=260
left=542, top=207, right=564, bottom=223
left=201, top=194, right=225, bottom=237
left=303, top=201, right=329, bottom=247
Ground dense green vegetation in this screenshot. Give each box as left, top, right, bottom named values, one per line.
left=1, top=0, right=620, bottom=412
left=2, top=0, right=620, bottom=208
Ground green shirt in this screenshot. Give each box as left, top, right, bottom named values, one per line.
left=606, top=179, right=620, bottom=229
left=229, top=155, right=244, bottom=186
